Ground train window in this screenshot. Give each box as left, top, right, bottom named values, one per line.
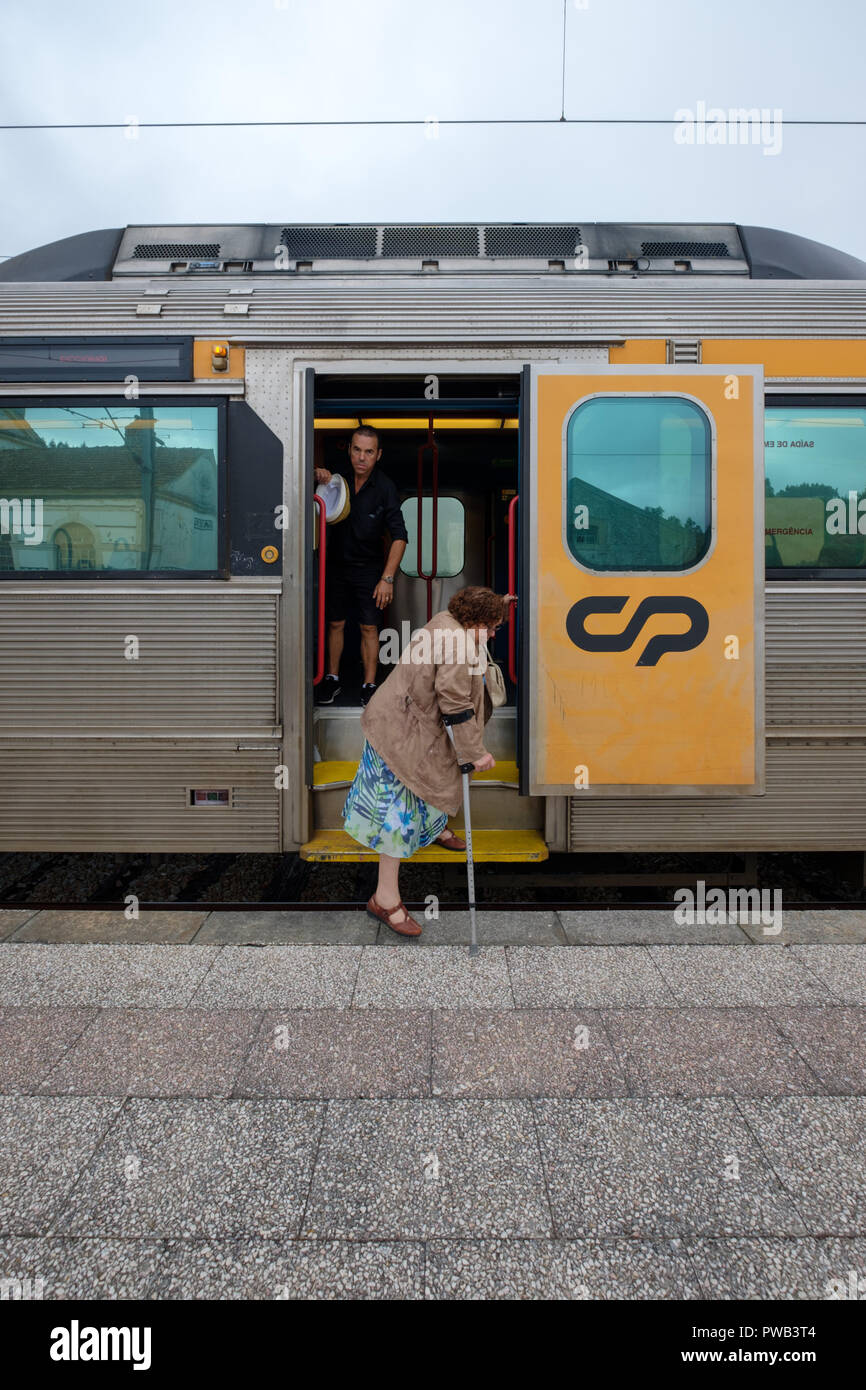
left=564, top=395, right=712, bottom=572
left=399, top=496, right=465, bottom=577
left=0, top=401, right=223, bottom=575
left=764, top=405, right=866, bottom=570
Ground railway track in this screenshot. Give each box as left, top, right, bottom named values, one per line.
left=2, top=851, right=864, bottom=911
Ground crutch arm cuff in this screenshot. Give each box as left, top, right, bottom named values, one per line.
left=441, top=708, right=474, bottom=727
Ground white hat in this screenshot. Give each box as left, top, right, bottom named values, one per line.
left=315, top=473, right=350, bottom=525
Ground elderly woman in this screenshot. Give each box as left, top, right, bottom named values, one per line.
left=342, top=586, right=513, bottom=936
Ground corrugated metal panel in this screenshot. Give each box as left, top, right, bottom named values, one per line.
left=569, top=746, right=866, bottom=850
left=1, top=279, right=865, bottom=340
left=766, top=587, right=866, bottom=725
left=0, top=743, right=280, bottom=850
left=0, top=593, right=278, bottom=731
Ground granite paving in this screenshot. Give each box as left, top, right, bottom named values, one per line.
left=0, top=917, right=864, bottom=1300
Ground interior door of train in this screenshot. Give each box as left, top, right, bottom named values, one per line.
left=522, top=364, right=765, bottom=797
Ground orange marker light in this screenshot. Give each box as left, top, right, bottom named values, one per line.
left=212, top=344, right=229, bottom=372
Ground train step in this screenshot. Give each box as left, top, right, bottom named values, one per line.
left=313, top=759, right=519, bottom=789
left=311, top=759, right=542, bottom=833
left=299, top=829, right=549, bottom=863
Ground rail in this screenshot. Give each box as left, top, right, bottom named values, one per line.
left=507, top=493, right=518, bottom=685
left=416, top=415, right=439, bottom=622
left=313, top=494, right=326, bottom=685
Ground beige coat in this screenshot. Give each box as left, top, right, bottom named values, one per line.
left=360, top=610, right=493, bottom=816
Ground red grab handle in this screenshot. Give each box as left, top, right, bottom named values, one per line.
left=416, top=416, right=439, bottom=622
left=313, top=494, right=327, bottom=685
left=507, top=494, right=518, bottom=686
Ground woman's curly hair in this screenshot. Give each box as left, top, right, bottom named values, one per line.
left=447, top=586, right=512, bottom=628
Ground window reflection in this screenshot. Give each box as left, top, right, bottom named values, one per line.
left=764, top=407, right=866, bottom=569
left=0, top=403, right=220, bottom=573
left=565, top=396, right=712, bottom=572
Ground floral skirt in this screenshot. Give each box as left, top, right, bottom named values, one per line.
left=342, top=739, right=448, bottom=859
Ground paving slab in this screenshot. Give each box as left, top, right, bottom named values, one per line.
left=12, top=911, right=207, bottom=944
left=37, top=1009, right=262, bottom=1098
left=768, top=1007, right=866, bottom=1095
left=0, top=1008, right=96, bottom=1094
left=188, top=945, right=361, bottom=1008
left=0, top=909, right=39, bottom=941
left=601, top=1008, right=825, bottom=1098
left=52, top=1098, right=325, bottom=1241
left=685, top=1236, right=866, bottom=1300
left=741, top=910, right=866, bottom=945
left=0, top=1236, right=168, bottom=1300
left=559, top=910, right=747, bottom=945
left=736, top=1097, right=866, bottom=1235
left=533, top=1097, right=808, bottom=1239
left=647, top=945, right=835, bottom=1006
left=397, top=911, right=565, bottom=946
left=157, top=1238, right=424, bottom=1299
left=194, top=912, right=377, bottom=945
left=0, top=1096, right=124, bottom=1236
left=234, top=1009, right=430, bottom=1098
left=507, top=946, right=676, bottom=1007
left=0, top=944, right=219, bottom=1008
left=425, top=1237, right=701, bottom=1300
left=431, top=1009, right=627, bottom=1098
left=302, top=1099, right=551, bottom=1239
left=353, top=945, right=513, bottom=1008
left=790, top=945, right=866, bottom=1004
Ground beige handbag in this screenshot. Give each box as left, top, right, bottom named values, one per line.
left=484, top=644, right=507, bottom=708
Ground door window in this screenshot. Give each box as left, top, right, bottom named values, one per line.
left=565, top=395, right=712, bottom=571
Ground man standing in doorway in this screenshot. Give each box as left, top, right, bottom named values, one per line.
left=314, top=426, right=408, bottom=706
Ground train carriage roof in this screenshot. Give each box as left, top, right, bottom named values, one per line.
left=1, top=223, right=865, bottom=282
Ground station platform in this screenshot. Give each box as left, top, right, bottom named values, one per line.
left=0, top=910, right=864, bottom=1300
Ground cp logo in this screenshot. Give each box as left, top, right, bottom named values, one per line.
left=566, top=596, right=709, bottom=667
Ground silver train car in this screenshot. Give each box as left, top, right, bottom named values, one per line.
left=0, top=221, right=865, bottom=869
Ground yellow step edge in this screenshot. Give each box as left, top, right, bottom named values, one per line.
left=299, top=829, right=549, bottom=862
left=313, top=761, right=359, bottom=788
left=313, top=759, right=519, bottom=789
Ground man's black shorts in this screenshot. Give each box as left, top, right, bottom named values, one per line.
left=326, top=563, right=383, bottom=628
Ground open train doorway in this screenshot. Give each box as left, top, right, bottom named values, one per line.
left=300, top=368, right=545, bottom=864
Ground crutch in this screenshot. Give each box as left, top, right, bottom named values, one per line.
left=443, top=720, right=479, bottom=957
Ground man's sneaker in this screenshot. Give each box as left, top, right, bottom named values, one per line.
left=360, top=683, right=377, bottom=706
left=316, top=675, right=341, bottom=705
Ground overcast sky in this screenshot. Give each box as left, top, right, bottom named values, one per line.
left=1, top=0, right=864, bottom=264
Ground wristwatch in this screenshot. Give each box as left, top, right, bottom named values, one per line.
left=382, top=574, right=394, bottom=584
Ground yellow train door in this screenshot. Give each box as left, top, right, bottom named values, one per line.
left=527, top=364, right=765, bottom=797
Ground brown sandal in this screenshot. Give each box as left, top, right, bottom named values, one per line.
left=436, top=829, right=466, bottom=852
left=366, top=894, right=423, bottom=937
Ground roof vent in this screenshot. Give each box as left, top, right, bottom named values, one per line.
left=485, top=225, right=582, bottom=257
left=280, top=226, right=377, bottom=258
left=133, top=242, right=220, bottom=259
left=642, top=240, right=730, bottom=258
left=382, top=225, right=479, bottom=257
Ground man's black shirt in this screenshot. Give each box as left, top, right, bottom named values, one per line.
left=327, top=466, right=408, bottom=570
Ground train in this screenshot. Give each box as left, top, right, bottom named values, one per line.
left=0, top=221, right=864, bottom=869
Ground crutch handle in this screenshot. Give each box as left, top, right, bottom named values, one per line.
left=458, top=762, right=474, bottom=774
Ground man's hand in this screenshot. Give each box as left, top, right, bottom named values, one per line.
left=372, top=579, right=393, bottom=610
left=314, top=468, right=332, bottom=485
left=472, top=752, right=496, bottom=772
